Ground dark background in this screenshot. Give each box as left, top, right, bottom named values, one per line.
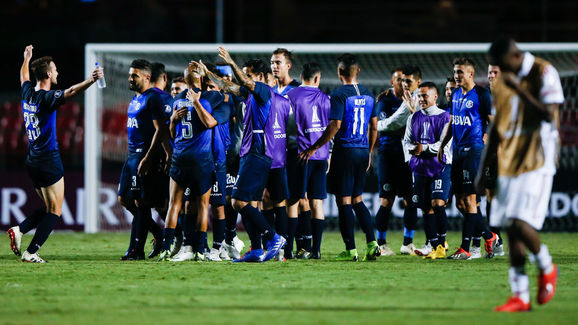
left=2, top=0, right=578, bottom=94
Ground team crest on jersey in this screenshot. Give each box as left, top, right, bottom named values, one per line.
left=421, top=122, right=431, bottom=140
left=312, top=105, right=321, bottom=123
left=383, top=184, right=391, bottom=191
left=379, top=112, right=387, bottom=120
left=164, top=104, right=171, bottom=114
left=134, top=102, right=142, bottom=111
left=273, top=113, right=281, bottom=129
left=465, top=100, right=474, bottom=108
left=412, top=195, right=419, bottom=203
left=54, top=90, right=62, bottom=98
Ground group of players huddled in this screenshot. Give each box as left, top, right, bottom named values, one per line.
left=9, top=37, right=562, bottom=312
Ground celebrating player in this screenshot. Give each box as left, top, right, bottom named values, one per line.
left=300, top=54, right=380, bottom=261
left=286, top=62, right=331, bottom=259
left=117, top=59, right=170, bottom=260
left=402, top=82, right=452, bottom=259
left=439, top=57, right=498, bottom=260
left=170, top=77, right=187, bottom=98
left=440, top=77, right=457, bottom=110
left=8, top=45, right=103, bottom=263
left=483, top=37, right=562, bottom=312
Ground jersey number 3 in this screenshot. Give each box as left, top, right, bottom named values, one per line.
left=23, top=112, right=40, bottom=141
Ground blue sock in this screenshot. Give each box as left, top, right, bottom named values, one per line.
left=377, top=231, right=387, bottom=245
left=274, top=206, right=289, bottom=240
left=311, top=218, right=324, bottom=254
left=134, top=207, right=151, bottom=252
left=433, top=206, right=447, bottom=244
left=162, top=228, right=175, bottom=251
left=212, top=218, right=225, bottom=249
left=461, top=213, right=476, bottom=252
left=338, top=204, right=356, bottom=250
left=182, top=213, right=196, bottom=247
left=299, top=210, right=312, bottom=251
left=353, top=202, right=375, bottom=243
left=240, top=205, right=273, bottom=241
left=262, top=209, right=275, bottom=230
left=18, top=208, right=45, bottom=234
left=403, top=227, right=415, bottom=246
left=286, top=217, right=298, bottom=256
left=375, top=205, right=391, bottom=245
left=424, top=213, right=439, bottom=248
left=26, top=213, right=59, bottom=254
left=199, top=231, right=208, bottom=253
left=225, top=203, right=238, bottom=244
left=242, top=213, right=262, bottom=250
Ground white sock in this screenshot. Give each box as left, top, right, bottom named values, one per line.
left=509, top=266, right=530, bottom=303
left=533, top=244, right=554, bottom=273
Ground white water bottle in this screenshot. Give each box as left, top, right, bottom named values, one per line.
left=95, top=62, right=106, bottom=88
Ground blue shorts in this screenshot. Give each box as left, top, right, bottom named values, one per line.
left=328, top=147, right=369, bottom=197
left=118, top=151, right=168, bottom=207
left=293, top=159, right=328, bottom=200
left=232, top=153, right=272, bottom=202
left=412, top=165, right=452, bottom=209
left=451, top=146, right=482, bottom=196
left=169, top=151, right=214, bottom=198
left=266, top=167, right=289, bottom=202
left=377, top=148, right=412, bottom=199
left=226, top=152, right=240, bottom=197
left=25, top=151, right=64, bottom=188
left=210, top=161, right=227, bottom=206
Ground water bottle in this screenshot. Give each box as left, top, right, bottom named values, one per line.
left=95, top=62, right=106, bottom=88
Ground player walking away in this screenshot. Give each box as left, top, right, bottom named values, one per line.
left=300, top=54, right=380, bottom=262
left=286, top=62, right=331, bottom=260
left=117, top=59, right=170, bottom=261
left=439, top=57, right=498, bottom=260
left=482, top=37, right=562, bottom=312
left=158, top=63, right=220, bottom=261
left=402, top=82, right=452, bottom=259
left=483, top=63, right=505, bottom=256
left=8, top=45, right=103, bottom=263
left=440, top=77, right=457, bottom=111
left=376, top=65, right=422, bottom=255
left=268, top=48, right=302, bottom=260
left=198, top=47, right=288, bottom=263
left=170, top=77, right=187, bottom=98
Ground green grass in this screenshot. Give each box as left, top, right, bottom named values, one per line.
left=1, top=231, right=577, bottom=325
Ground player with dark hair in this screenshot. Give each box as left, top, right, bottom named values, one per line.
left=376, top=64, right=422, bottom=254
left=117, top=59, right=170, bottom=260
left=402, top=82, right=452, bottom=259
left=157, top=62, right=221, bottom=262
left=439, top=57, right=498, bottom=260
left=300, top=53, right=380, bottom=261
left=285, top=62, right=330, bottom=259
left=440, top=77, right=457, bottom=110
left=197, top=47, right=288, bottom=263
left=8, top=45, right=103, bottom=263
left=271, top=48, right=300, bottom=96
left=481, top=37, right=562, bottom=312
left=170, top=77, right=187, bottom=98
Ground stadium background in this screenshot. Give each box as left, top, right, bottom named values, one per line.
left=0, top=0, right=577, bottom=232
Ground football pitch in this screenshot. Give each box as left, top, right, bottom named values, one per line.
left=1, top=231, right=577, bottom=325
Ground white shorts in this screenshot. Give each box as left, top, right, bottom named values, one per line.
left=490, top=168, right=553, bottom=230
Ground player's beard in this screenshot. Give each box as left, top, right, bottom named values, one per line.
left=129, top=82, right=140, bottom=92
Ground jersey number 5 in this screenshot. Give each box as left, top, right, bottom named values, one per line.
left=181, top=111, right=193, bottom=139
left=23, top=112, right=40, bottom=141
left=352, top=106, right=365, bottom=135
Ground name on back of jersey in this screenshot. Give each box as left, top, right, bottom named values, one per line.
left=23, top=102, right=38, bottom=113
left=355, top=98, right=366, bottom=106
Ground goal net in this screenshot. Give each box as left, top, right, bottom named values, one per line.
left=84, top=43, right=578, bottom=233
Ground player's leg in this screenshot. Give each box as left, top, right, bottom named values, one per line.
left=158, top=178, right=185, bottom=260
left=296, top=198, right=312, bottom=257
left=399, top=158, right=418, bottom=253
left=171, top=197, right=195, bottom=261
left=207, top=165, right=228, bottom=261
left=308, top=160, right=328, bottom=260
left=224, top=154, right=244, bottom=255
left=8, top=186, right=45, bottom=257
left=375, top=151, right=395, bottom=255
left=412, top=174, right=434, bottom=256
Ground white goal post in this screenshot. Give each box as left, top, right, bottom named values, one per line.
left=84, top=42, right=578, bottom=233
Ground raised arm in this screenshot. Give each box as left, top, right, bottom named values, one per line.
left=63, top=67, right=103, bottom=99
left=217, top=47, right=256, bottom=92
left=20, top=45, right=34, bottom=85
left=376, top=103, right=410, bottom=132
left=193, top=60, right=242, bottom=97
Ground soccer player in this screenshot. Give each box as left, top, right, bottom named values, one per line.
left=170, top=76, right=187, bottom=98
left=198, top=47, right=288, bottom=263
left=300, top=54, right=380, bottom=262
left=483, top=37, right=562, bottom=312
left=440, top=77, right=457, bottom=110
left=376, top=65, right=422, bottom=255
left=117, top=59, right=170, bottom=260
left=439, top=57, right=498, bottom=260
left=158, top=63, right=221, bottom=261
left=286, top=62, right=331, bottom=259
left=402, top=82, right=452, bottom=259
left=7, top=45, right=103, bottom=263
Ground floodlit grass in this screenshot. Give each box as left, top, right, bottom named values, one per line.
left=1, top=231, right=577, bottom=325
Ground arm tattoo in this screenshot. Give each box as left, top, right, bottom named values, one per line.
left=206, top=70, right=242, bottom=96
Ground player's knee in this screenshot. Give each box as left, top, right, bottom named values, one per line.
left=381, top=197, right=394, bottom=208
left=431, top=199, right=446, bottom=208
left=231, top=199, right=246, bottom=211
left=352, top=195, right=363, bottom=205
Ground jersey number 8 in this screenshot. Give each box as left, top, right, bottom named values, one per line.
left=23, top=112, right=40, bottom=141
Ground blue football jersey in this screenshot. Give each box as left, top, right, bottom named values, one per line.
left=273, top=79, right=300, bottom=97
left=211, top=93, right=234, bottom=164
left=20, top=81, right=65, bottom=157
left=172, top=88, right=224, bottom=157
left=127, top=88, right=166, bottom=153
left=239, top=82, right=273, bottom=155
left=376, top=92, right=403, bottom=152
left=152, top=87, right=174, bottom=147
left=450, top=85, right=491, bottom=150
left=329, top=84, right=375, bottom=148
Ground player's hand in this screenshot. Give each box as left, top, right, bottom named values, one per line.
left=217, top=47, right=234, bottom=65
left=138, top=155, right=153, bottom=176
left=437, top=146, right=445, bottom=163
left=299, top=147, right=317, bottom=163
left=171, top=107, right=188, bottom=123
left=91, top=67, right=104, bottom=82
left=23, top=45, right=33, bottom=61
left=409, top=142, right=423, bottom=156
left=187, top=89, right=201, bottom=103
left=163, top=153, right=172, bottom=175
left=403, top=89, right=417, bottom=113
left=366, top=157, right=372, bottom=172
left=189, top=60, right=207, bottom=77
left=502, top=71, right=519, bottom=90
